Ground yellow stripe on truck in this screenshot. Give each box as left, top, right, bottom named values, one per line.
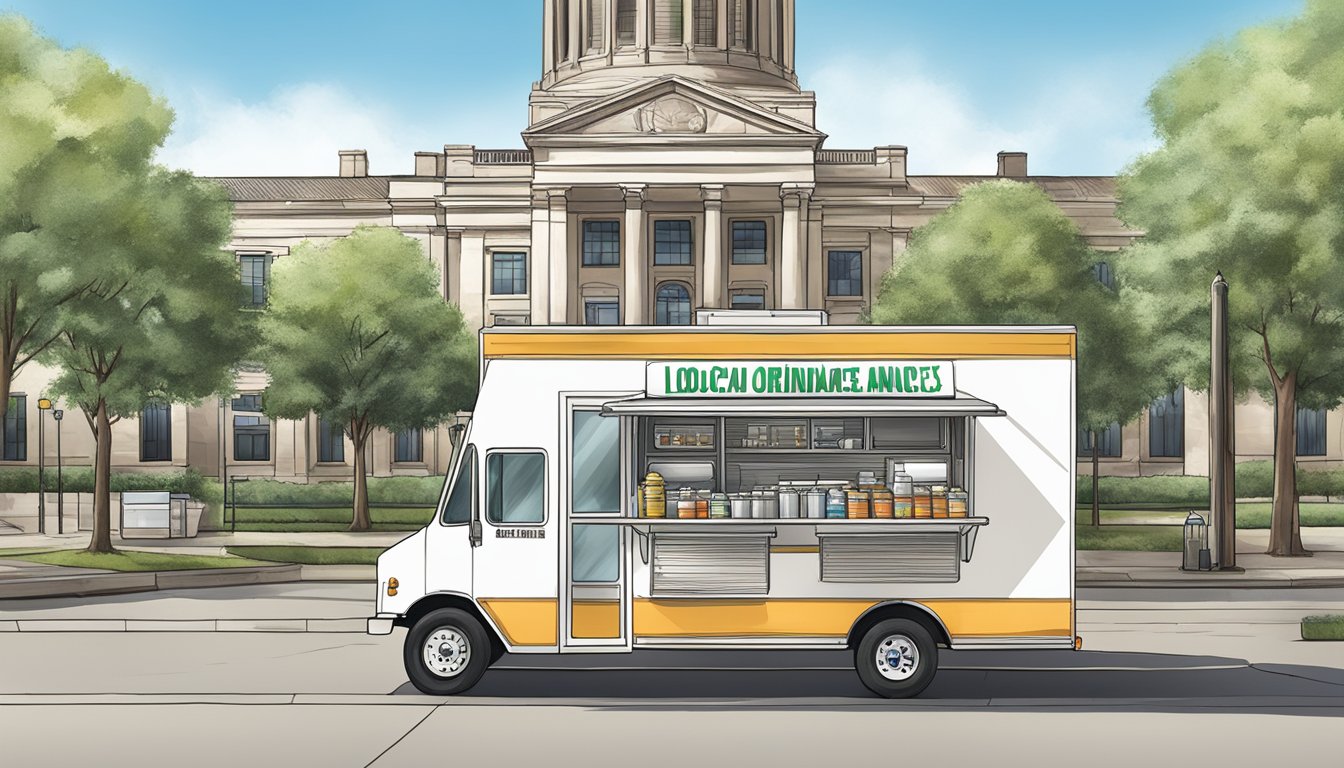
left=632, top=598, right=1072, bottom=639
left=483, top=332, right=1076, bottom=360
left=478, top=598, right=558, bottom=646
left=571, top=599, right=621, bottom=639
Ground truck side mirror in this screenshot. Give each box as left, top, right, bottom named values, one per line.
left=470, top=519, right=482, bottom=547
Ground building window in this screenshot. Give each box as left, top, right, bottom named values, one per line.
left=239, top=254, right=271, bottom=308
left=1148, top=388, right=1184, bottom=458
left=491, top=252, right=527, bottom=295
left=1078, top=423, right=1121, bottom=458
left=655, top=282, right=693, bottom=325
left=585, top=300, right=621, bottom=325
left=653, top=220, right=693, bottom=265
left=232, top=394, right=270, bottom=462
left=491, top=313, right=531, bottom=326
left=396, top=427, right=424, bottom=463
left=654, top=0, right=683, bottom=44
left=615, top=0, right=636, bottom=46
left=140, top=402, right=172, bottom=462
left=583, top=220, right=621, bottom=266
left=1297, top=406, right=1327, bottom=457
left=1094, top=261, right=1115, bottom=290
left=730, top=290, right=765, bottom=310
left=586, top=0, right=606, bottom=52
left=729, top=0, right=754, bottom=50
left=827, top=250, right=863, bottom=296
left=731, top=220, right=767, bottom=264
left=318, top=416, right=345, bottom=463
left=693, top=0, right=717, bottom=45
left=3, top=395, right=25, bottom=461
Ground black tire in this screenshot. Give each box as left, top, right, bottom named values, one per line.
left=403, top=608, right=491, bottom=696
left=854, top=618, right=938, bottom=698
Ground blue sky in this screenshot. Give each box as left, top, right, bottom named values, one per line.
left=3, top=0, right=1303, bottom=176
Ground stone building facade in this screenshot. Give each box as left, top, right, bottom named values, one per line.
left=3, top=0, right=1338, bottom=486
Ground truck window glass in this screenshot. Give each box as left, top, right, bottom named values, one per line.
left=487, top=451, right=546, bottom=524
left=571, top=524, right=619, bottom=582
left=441, top=447, right=475, bottom=525
left=572, top=411, right=620, bottom=513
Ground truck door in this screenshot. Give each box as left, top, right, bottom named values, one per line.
left=424, top=445, right=474, bottom=598
left=561, top=399, right=631, bottom=650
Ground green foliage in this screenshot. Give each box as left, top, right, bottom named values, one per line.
left=1236, top=503, right=1344, bottom=528
left=0, top=15, right=179, bottom=424
left=230, top=507, right=435, bottom=524
left=258, top=226, right=477, bottom=433
left=0, top=549, right=267, bottom=571
left=225, top=546, right=385, bottom=565
left=227, top=476, right=445, bottom=506
left=0, top=467, right=219, bottom=497
left=1075, top=462, right=1344, bottom=504
left=870, top=180, right=1165, bottom=431
left=1075, top=525, right=1183, bottom=552
left=1301, top=615, right=1344, bottom=641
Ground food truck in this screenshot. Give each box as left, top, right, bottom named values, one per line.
left=368, top=312, right=1077, bottom=698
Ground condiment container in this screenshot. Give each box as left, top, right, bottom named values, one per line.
left=695, top=490, right=710, bottom=519
left=931, top=485, right=949, bottom=518
left=804, top=488, right=827, bottom=519
left=912, top=485, right=933, bottom=519
left=710, top=492, right=730, bottom=519
left=825, top=488, right=847, bottom=519
left=871, top=488, right=894, bottom=519
left=643, top=472, right=666, bottom=518
left=730, top=494, right=752, bottom=519
left=778, top=488, right=801, bottom=519
left=750, top=491, right=766, bottom=520
left=948, top=487, right=968, bottom=518
left=890, top=468, right=914, bottom=519
left=846, top=489, right=870, bottom=519
left=636, top=485, right=646, bottom=518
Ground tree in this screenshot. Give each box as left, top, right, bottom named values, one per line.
left=258, top=226, right=477, bottom=531
left=0, top=15, right=174, bottom=426
left=870, top=180, right=1165, bottom=524
left=44, top=170, right=254, bottom=553
left=1117, top=0, right=1344, bottom=556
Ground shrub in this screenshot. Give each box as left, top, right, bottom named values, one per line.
left=1077, top=460, right=1344, bottom=505
left=1301, top=615, right=1344, bottom=641
left=228, top=476, right=445, bottom=506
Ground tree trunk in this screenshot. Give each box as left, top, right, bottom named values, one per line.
left=0, top=363, right=11, bottom=425
left=86, top=399, right=115, bottom=554
left=1267, top=375, right=1310, bottom=556
left=349, top=419, right=372, bottom=532
left=1091, top=431, right=1100, bottom=527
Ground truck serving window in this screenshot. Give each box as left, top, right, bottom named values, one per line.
left=486, top=451, right=547, bottom=524
left=441, top=447, right=475, bottom=525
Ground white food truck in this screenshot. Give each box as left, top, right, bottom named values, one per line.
left=369, top=313, right=1077, bottom=698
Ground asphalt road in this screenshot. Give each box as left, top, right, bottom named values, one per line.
left=1, top=586, right=1341, bottom=767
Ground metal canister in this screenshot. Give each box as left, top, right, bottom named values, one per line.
left=750, top=491, right=766, bottom=519
left=846, top=489, right=870, bottom=519
left=709, top=492, right=730, bottom=519
left=871, top=488, right=894, bottom=519
left=730, top=493, right=752, bottom=519
left=761, top=493, right=779, bottom=519
left=642, top=472, right=665, bottom=518
left=825, top=488, right=847, bottom=519
left=778, top=488, right=800, bottom=519
left=804, top=488, right=827, bottom=519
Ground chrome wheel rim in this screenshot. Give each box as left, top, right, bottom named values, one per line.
left=875, top=633, right=920, bottom=681
left=423, top=626, right=471, bottom=678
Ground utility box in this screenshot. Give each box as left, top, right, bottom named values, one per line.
left=119, top=492, right=200, bottom=539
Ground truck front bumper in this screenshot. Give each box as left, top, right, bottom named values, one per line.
left=367, top=614, right=398, bottom=635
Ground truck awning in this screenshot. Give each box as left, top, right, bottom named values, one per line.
left=600, top=396, right=1004, bottom=418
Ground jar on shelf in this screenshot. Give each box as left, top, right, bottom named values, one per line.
left=890, top=468, right=914, bottom=519
left=930, top=485, right=949, bottom=519
left=948, top=487, right=969, bottom=518
left=825, top=488, right=847, bottom=519
left=695, top=490, right=710, bottom=519
left=912, top=485, right=933, bottom=519
left=643, top=472, right=666, bottom=518
left=710, top=492, right=730, bottom=519
left=871, top=488, right=894, bottom=519
left=846, top=489, right=870, bottom=519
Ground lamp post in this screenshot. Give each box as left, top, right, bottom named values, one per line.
left=52, top=409, right=63, bottom=535
left=36, top=398, right=51, bottom=535
left=1209, top=273, right=1240, bottom=571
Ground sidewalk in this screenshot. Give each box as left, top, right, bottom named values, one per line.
left=1079, top=528, right=1344, bottom=587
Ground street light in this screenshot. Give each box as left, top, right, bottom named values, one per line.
left=36, top=398, right=51, bottom=535
left=52, top=409, right=64, bottom=535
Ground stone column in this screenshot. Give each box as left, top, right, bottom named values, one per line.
left=701, top=185, right=724, bottom=308
left=779, top=184, right=813, bottom=309
left=445, top=229, right=462, bottom=306
left=547, top=189, right=569, bottom=324
left=459, top=230, right=486, bottom=330
left=530, top=190, right=551, bottom=324
left=621, top=184, right=647, bottom=324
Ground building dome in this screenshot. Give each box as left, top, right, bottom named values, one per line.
left=539, top=0, right=798, bottom=95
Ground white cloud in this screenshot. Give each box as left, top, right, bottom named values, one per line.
left=808, top=54, right=1158, bottom=176
left=156, top=83, right=442, bottom=177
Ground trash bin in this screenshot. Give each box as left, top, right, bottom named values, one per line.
left=120, top=492, right=199, bottom=539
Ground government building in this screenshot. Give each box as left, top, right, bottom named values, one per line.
left=2, top=0, right=1337, bottom=499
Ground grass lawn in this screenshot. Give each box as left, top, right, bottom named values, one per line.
left=223, top=506, right=434, bottom=532
left=0, top=549, right=269, bottom=572
left=225, top=546, right=384, bottom=565
left=1075, top=525, right=1184, bottom=552
left=1301, top=615, right=1344, bottom=641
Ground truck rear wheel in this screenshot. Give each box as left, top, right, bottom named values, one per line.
left=854, top=618, right=938, bottom=698
left=404, top=607, right=491, bottom=696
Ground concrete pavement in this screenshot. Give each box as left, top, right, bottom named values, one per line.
left=1079, top=526, right=1344, bottom=587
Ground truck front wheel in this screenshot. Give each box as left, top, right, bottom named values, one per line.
left=404, top=607, right=491, bottom=696
left=854, top=618, right=938, bottom=698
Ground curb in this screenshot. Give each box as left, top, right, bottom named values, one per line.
left=0, top=564, right=302, bottom=600
left=1079, top=574, right=1344, bottom=589
left=0, top=617, right=369, bottom=633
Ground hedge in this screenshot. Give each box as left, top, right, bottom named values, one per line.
left=227, top=476, right=445, bottom=506
left=1077, top=460, right=1344, bottom=505
left=0, top=467, right=222, bottom=502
